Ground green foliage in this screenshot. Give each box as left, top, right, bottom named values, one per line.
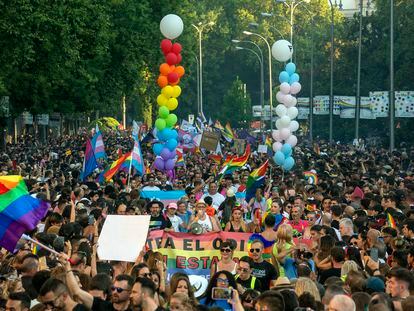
left=223, top=77, right=252, bottom=128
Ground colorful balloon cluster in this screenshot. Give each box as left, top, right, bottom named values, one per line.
left=153, top=14, right=185, bottom=171
left=272, top=61, right=301, bottom=171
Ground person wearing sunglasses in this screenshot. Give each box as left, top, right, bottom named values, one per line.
left=39, top=278, right=88, bottom=311
left=199, top=270, right=237, bottom=311
left=210, top=241, right=237, bottom=278
left=249, top=240, right=278, bottom=291
left=235, top=256, right=262, bottom=294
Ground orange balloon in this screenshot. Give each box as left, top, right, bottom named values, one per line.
left=157, top=75, right=168, bottom=88
left=170, top=78, right=180, bottom=86
left=175, top=66, right=185, bottom=78
left=169, top=65, right=176, bottom=72
left=159, top=63, right=171, bottom=75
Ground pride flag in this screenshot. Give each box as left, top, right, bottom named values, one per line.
left=100, top=152, right=131, bottom=182
left=225, top=122, right=236, bottom=140
left=91, top=125, right=106, bottom=160
left=80, top=139, right=99, bottom=181
left=131, top=138, right=145, bottom=175
left=387, top=213, right=396, bottom=229
left=176, top=148, right=185, bottom=167
left=245, top=159, right=269, bottom=202
left=208, top=154, right=222, bottom=165
left=0, top=176, right=49, bottom=252
left=227, top=144, right=251, bottom=170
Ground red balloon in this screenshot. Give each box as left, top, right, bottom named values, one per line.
left=176, top=53, right=182, bottom=64
left=171, top=43, right=182, bottom=54
left=160, top=39, right=172, bottom=54
left=168, top=72, right=179, bottom=84
left=166, top=52, right=177, bottom=65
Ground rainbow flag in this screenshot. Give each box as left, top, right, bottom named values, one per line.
left=245, top=159, right=269, bottom=202
left=176, top=148, right=185, bottom=167
left=208, top=154, right=222, bottom=165
left=100, top=152, right=131, bottom=182
left=228, top=144, right=251, bottom=169
left=225, top=122, right=236, bottom=139
left=265, top=136, right=272, bottom=148
left=247, top=233, right=275, bottom=262
left=387, top=213, right=396, bottom=229
left=0, top=176, right=49, bottom=252
left=304, top=171, right=318, bottom=185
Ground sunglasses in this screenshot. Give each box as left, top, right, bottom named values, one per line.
left=140, top=273, right=152, bottom=278
left=250, top=248, right=261, bottom=253
left=217, top=278, right=229, bottom=284
left=111, top=286, right=130, bottom=293
left=237, top=267, right=250, bottom=273
left=221, top=248, right=232, bottom=253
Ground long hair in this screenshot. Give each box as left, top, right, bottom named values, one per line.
left=202, top=270, right=237, bottom=305
left=295, top=277, right=321, bottom=302
left=169, top=273, right=196, bottom=302
left=317, top=235, right=335, bottom=261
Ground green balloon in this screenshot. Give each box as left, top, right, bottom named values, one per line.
left=155, top=118, right=166, bottom=131
left=166, top=113, right=178, bottom=128
left=159, top=106, right=169, bottom=119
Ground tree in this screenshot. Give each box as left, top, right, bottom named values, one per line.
left=222, top=77, right=252, bottom=128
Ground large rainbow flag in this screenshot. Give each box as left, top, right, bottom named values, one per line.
left=99, top=152, right=131, bottom=182
left=245, top=159, right=269, bottom=202
left=0, top=176, right=49, bottom=251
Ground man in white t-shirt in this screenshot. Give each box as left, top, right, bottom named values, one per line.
left=166, top=203, right=184, bottom=232
left=201, top=182, right=225, bottom=210
left=142, top=176, right=160, bottom=191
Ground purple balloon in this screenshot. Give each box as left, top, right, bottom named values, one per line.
left=168, top=150, right=177, bottom=159
left=160, top=147, right=171, bottom=160
left=154, top=157, right=165, bottom=170
left=165, top=159, right=176, bottom=170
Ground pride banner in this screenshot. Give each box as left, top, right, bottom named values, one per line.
left=147, top=230, right=310, bottom=297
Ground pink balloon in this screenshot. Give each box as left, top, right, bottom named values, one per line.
left=272, top=130, right=281, bottom=141
left=280, top=82, right=290, bottom=95
left=276, top=91, right=285, bottom=104
left=290, top=82, right=302, bottom=95
left=273, top=141, right=283, bottom=152
left=280, top=128, right=291, bottom=140
left=286, top=135, right=298, bottom=147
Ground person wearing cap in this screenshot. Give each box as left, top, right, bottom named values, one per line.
left=166, top=203, right=185, bottom=232
left=147, top=200, right=172, bottom=232
left=188, top=199, right=221, bottom=233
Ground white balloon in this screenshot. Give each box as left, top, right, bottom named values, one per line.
left=271, top=40, right=293, bottom=62
left=290, top=96, right=297, bottom=107
left=276, top=91, right=285, bottom=104
left=283, top=95, right=294, bottom=107
left=290, top=82, right=302, bottom=95
left=275, top=119, right=283, bottom=130
left=280, top=128, right=291, bottom=140
left=280, top=115, right=291, bottom=127
left=286, top=134, right=298, bottom=147
left=275, top=104, right=287, bottom=117
left=271, top=130, right=281, bottom=141
left=280, top=82, right=290, bottom=95
left=160, top=14, right=184, bottom=39
left=287, top=107, right=298, bottom=119
left=289, top=120, right=299, bottom=132
left=273, top=141, right=283, bottom=152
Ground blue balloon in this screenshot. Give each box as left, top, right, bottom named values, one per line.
left=170, top=129, right=178, bottom=140
left=279, top=71, right=290, bottom=84
left=153, top=143, right=164, bottom=156
left=289, top=73, right=300, bottom=84
left=274, top=151, right=285, bottom=166
left=281, top=143, right=292, bottom=157
left=166, top=139, right=178, bottom=151
left=283, top=156, right=295, bottom=171
left=285, top=62, right=296, bottom=75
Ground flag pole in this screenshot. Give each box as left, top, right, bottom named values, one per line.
left=21, top=234, right=60, bottom=256
left=127, top=150, right=133, bottom=191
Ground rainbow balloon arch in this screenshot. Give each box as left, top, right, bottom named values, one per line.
left=271, top=40, right=301, bottom=172
left=153, top=14, right=185, bottom=172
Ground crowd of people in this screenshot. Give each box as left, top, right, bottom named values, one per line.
left=1, top=131, right=414, bottom=311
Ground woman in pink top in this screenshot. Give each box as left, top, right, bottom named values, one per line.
left=288, top=206, right=309, bottom=235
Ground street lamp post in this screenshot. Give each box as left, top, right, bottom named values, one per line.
left=249, top=21, right=285, bottom=40
left=234, top=46, right=264, bottom=135
left=192, top=21, right=214, bottom=119
left=243, top=31, right=274, bottom=131
left=390, top=0, right=395, bottom=150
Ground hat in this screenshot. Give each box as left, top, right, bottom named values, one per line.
left=168, top=203, right=178, bottom=209
left=351, top=186, right=365, bottom=200
left=271, top=186, right=279, bottom=192
left=366, top=277, right=385, bottom=293
left=272, top=277, right=293, bottom=289
left=195, top=199, right=207, bottom=207
left=226, top=189, right=235, bottom=197
left=146, top=199, right=164, bottom=210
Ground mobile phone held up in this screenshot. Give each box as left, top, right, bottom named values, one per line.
left=212, top=287, right=233, bottom=300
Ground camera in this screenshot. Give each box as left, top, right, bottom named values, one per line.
left=296, top=249, right=313, bottom=260
left=212, top=287, right=233, bottom=300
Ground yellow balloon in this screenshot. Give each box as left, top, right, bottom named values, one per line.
left=157, top=94, right=168, bottom=106
left=172, top=85, right=182, bottom=98
left=167, top=97, right=178, bottom=111
left=162, top=85, right=174, bottom=98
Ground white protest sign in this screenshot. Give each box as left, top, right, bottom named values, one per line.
left=97, top=215, right=150, bottom=262
left=258, top=145, right=268, bottom=154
